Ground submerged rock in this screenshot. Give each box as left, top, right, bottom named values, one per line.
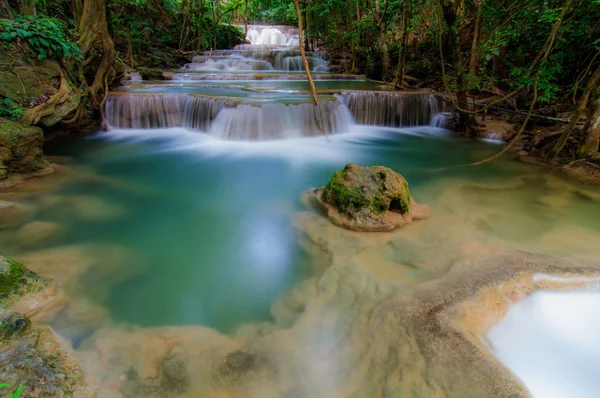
left=15, top=220, right=62, bottom=247
left=307, top=163, right=430, bottom=231
left=0, top=121, right=51, bottom=181
left=0, top=200, right=34, bottom=230
left=0, top=256, right=66, bottom=322
left=0, top=312, right=90, bottom=397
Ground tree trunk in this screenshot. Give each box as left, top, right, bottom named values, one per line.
left=179, top=0, right=190, bottom=50
left=79, top=0, right=116, bottom=119
left=440, top=0, right=473, bottom=133
left=304, top=3, right=311, bottom=52
left=549, top=64, right=600, bottom=158
left=577, top=92, right=600, bottom=158
left=72, top=0, right=83, bottom=26
left=244, top=0, right=248, bottom=35
left=468, top=0, right=483, bottom=76
left=293, top=0, right=318, bottom=106
left=397, top=0, right=409, bottom=86
left=19, top=0, right=35, bottom=14
left=126, top=25, right=135, bottom=67
left=492, top=46, right=507, bottom=79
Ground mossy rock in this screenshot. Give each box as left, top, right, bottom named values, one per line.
left=0, top=312, right=90, bottom=397
left=138, top=67, right=165, bottom=80
left=0, top=46, right=61, bottom=102
left=0, top=256, right=50, bottom=305
left=0, top=120, right=50, bottom=179
left=307, top=163, right=431, bottom=231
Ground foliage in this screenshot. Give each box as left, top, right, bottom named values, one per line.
left=0, top=15, right=80, bottom=61
left=0, top=99, right=24, bottom=120
left=0, top=383, right=23, bottom=398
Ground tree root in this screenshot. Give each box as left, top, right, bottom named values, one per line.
left=22, top=70, right=73, bottom=126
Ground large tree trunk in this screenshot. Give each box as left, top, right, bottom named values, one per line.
left=293, top=0, right=318, bottom=105
left=468, top=0, right=483, bottom=76
left=549, top=64, right=600, bottom=158
left=577, top=92, right=600, bottom=158
left=440, top=0, right=473, bottom=133
left=79, top=0, right=116, bottom=121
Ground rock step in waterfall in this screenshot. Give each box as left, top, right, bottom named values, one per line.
left=112, top=24, right=451, bottom=139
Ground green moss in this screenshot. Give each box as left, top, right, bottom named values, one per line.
left=0, top=257, right=48, bottom=302
left=322, top=163, right=412, bottom=219
left=322, top=168, right=371, bottom=215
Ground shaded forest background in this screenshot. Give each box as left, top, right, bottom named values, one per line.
left=0, top=0, right=599, bottom=159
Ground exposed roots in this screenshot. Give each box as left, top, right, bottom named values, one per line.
left=22, top=70, right=73, bottom=126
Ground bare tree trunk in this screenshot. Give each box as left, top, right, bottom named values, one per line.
left=293, top=0, right=318, bottom=105
left=550, top=64, right=600, bottom=158
left=468, top=0, right=483, bottom=76
left=577, top=92, right=600, bottom=158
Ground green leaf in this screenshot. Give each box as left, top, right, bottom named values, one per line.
left=0, top=383, right=10, bottom=389
left=10, top=384, right=22, bottom=398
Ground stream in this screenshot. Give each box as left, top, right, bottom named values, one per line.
left=3, top=25, right=600, bottom=397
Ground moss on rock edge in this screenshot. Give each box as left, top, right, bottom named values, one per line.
left=321, top=163, right=412, bottom=221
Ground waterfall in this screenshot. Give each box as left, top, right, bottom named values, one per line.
left=104, top=94, right=353, bottom=139
left=244, top=25, right=299, bottom=47
left=184, top=55, right=275, bottom=72
left=105, top=95, right=232, bottom=130
left=208, top=101, right=354, bottom=140
left=340, top=92, right=446, bottom=127
left=182, top=25, right=329, bottom=73
left=184, top=50, right=329, bottom=73
left=105, top=94, right=189, bottom=129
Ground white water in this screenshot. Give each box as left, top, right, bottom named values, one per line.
left=180, top=25, right=328, bottom=73
left=105, top=92, right=446, bottom=138
left=245, top=25, right=299, bottom=46
left=488, top=290, right=600, bottom=398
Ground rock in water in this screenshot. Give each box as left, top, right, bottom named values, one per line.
left=0, top=312, right=91, bottom=397
left=0, top=200, right=33, bottom=230
left=15, top=221, right=62, bottom=247
left=0, top=121, right=51, bottom=181
left=138, top=67, right=165, bottom=80
left=0, top=256, right=66, bottom=322
left=307, top=163, right=430, bottom=231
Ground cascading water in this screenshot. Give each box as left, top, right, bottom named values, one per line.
left=340, top=92, right=448, bottom=127
left=245, top=25, right=300, bottom=46
left=105, top=94, right=353, bottom=138
left=179, top=25, right=329, bottom=73
left=107, top=24, right=450, bottom=140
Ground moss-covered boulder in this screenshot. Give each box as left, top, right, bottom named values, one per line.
left=0, top=312, right=91, bottom=397
left=138, top=67, right=165, bottom=80
left=306, top=163, right=431, bottom=231
left=0, top=256, right=66, bottom=322
left=0, top=120, right=51, bottom=180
